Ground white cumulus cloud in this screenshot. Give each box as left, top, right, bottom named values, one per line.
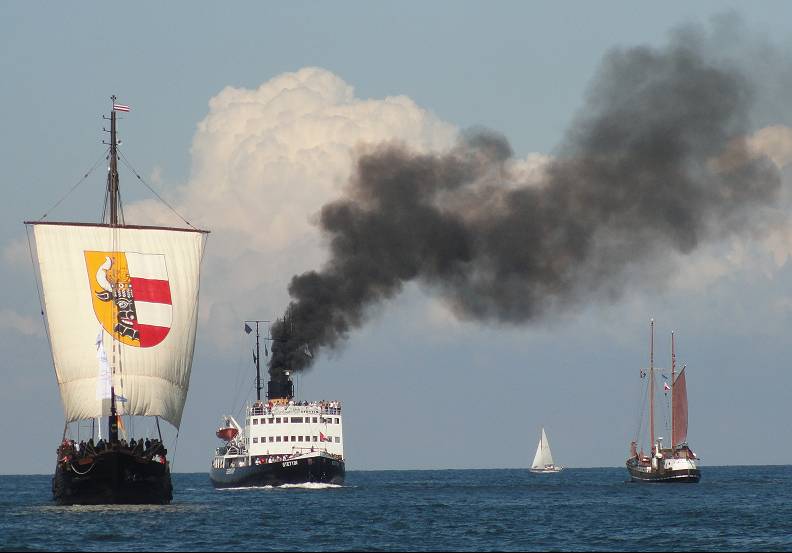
left=127, top=67, right=457, bottom=347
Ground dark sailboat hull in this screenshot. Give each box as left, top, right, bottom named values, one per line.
left=52, top=450, right=173, bottom=505
left=210, top=455, right=344, bottom=488
left=626, top=461, right=700, bottom=483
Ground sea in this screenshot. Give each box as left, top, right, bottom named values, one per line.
left=1, top=466, right=791, bottom=551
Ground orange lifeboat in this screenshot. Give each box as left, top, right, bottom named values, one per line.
left=216, top=427, right=238, bottom=441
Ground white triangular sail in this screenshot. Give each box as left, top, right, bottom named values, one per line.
left=531, top=427, right=555, bottom=468
left=30, top=222, right=206, bottom=429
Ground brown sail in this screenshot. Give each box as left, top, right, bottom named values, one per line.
left=672, top=367, right=688, bottom=446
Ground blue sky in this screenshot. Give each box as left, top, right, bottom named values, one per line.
left=2, top=1, right=792, bottom=474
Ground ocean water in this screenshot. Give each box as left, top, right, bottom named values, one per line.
left=1, top=466, right=791, bottom=551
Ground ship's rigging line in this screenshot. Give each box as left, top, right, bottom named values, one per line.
left=37, top=149, right=109, bottom=221
left=118, top=151, right=197, bottom=230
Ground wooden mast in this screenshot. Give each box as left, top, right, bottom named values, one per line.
left=108, top=96, right=120, bottom=227
left=107, top=95, right=121, bottom=444
left=671, top=331, right=676, bottom=451
left=649, top=319, right=655, bottom=455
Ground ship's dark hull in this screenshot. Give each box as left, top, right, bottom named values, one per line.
left=52, top=450, right=173, bottom=505
left=626, top=461, right=700, bottom=483
left=210, top=455, right=344, bottom=488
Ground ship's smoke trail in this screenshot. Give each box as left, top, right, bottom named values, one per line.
left=269, top=25, right=782, bottom=375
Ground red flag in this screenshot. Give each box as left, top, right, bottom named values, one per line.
left=320, top=432, right=328, bottom=442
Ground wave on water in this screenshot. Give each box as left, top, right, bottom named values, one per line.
left=33, top=503, right=206, bottom=514
left=217, top=482, right=344, bottom=491
left=217, top=485, right=275, bottom=491
left=278, top=482, right=343, bottom=490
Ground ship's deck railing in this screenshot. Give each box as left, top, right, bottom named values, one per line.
left=247, top=402, right=342, bottom=417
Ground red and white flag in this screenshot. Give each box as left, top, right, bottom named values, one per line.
left=663, top=382, right=671, bottom=392
left=113, top=103, right=131, bottom=112
left=320, top=432, right=329, bottom=442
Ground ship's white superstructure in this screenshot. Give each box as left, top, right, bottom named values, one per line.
left=209, top=320, right=346, bottom=486
left=212, top=400, right=344, bottom=470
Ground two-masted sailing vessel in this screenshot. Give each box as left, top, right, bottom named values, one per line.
left=626, top=320, right=700, bottom=483
left=209, top=319, right=345, bottom=487
left=26, top=97, right=208, bottom=504
left=529, top=427, right=563, bottom=473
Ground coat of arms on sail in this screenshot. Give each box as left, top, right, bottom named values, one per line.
left=84, top=251, right=172, bottom=347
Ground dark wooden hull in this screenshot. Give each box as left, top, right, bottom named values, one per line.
left=52, top=450, right=173, bottom=505
left=210, top=455, right=344, bottom=488
left=626, top=460, right=700, bottom=483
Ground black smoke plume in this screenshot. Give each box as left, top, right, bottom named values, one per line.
left=269, top=24, right=783, bottom=376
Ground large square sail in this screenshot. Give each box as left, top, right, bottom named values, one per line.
left=29, top=222, right=207, bottom=429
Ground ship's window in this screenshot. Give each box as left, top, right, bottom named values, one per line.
left=312, top=417, right=318, bottom=423
left=253, top=419, right=258, bottom=425
left=335, top=418, right=339, bottom=424
left=269, top=437, right=274, bottom=443
left=260, top=418, right=266, bottom=424
left=305, top=436, right=310, bottom=441
left=253, top=437, right=258, bottom=443
left=335, top=437, right=340, bottom=443
left=283, top=436, right=288, bottom=442
left=268, top=418, right=274, bottom=424
left=291, top=417, right=303, bottom=423
left=298, top=436, right=304, bottom=442
left=276, top=436, right=281, bottom=442
left=313, top=436, right=318, bottom=442
left=276, top=417, right=282, bottom=424
left=290, top=436, right=296, bottom=442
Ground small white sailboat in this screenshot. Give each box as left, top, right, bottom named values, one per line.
left=530, top=427, right=563, bottom=473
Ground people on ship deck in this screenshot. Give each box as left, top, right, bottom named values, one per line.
left=60, top=435, right=168, bottom=461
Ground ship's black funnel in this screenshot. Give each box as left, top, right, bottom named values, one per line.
left=267, top=373, right=294, bottom=400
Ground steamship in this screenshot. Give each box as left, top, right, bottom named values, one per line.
left=626, top=320, right=700, bottom=483
left=209, top=321, right=345, bottom=487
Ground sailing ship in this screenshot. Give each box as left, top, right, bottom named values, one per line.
left=626, top=320, right=700, bottom=483
left=529, top=427, right=563, bottom=473
left=209, top=320, right=345, bottom=487
left=26, top=97, right=208, bottom=504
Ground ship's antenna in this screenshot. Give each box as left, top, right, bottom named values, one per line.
left=649, top=318, right=655, bottom=455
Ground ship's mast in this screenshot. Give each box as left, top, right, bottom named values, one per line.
left=649, top=319, right=655, bottom=454
left=106, top=95, right=122, bottom=443
left=109, top=100, right=119, bottom=225
left=105, top=95, right=123, bottom=226
left=256, top=323, right=261, bottom=401
left=671, top=331, right=676, bottom=450
left=246, top=320, right=269, bottom=402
